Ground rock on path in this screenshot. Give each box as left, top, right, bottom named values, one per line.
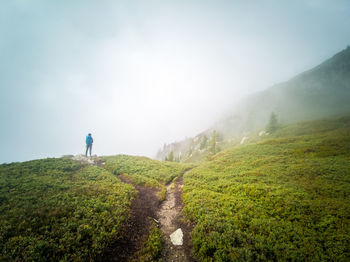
left=170, top=228, right=183, bottom=246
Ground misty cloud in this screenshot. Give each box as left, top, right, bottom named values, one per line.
left=1, top=0, right=350, bottom=163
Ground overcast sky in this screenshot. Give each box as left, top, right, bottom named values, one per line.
left=1, top=0, right=350, bottom=163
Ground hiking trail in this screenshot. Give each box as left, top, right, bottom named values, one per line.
left=157, top=175, right=194, bottom=261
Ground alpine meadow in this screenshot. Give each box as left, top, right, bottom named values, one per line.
left=1, top=1, right=350, bottom=261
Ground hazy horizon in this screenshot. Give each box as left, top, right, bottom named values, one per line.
left=1, top=0, right=350, bottom=163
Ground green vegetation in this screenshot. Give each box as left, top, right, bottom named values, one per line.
left=209, top=130, right=219, bottom=156
left=183, top=116, right=350, bottom=261
left=200, top=135, right=208, bottom=150
left=103, top=155, right=193, bottom=188
left=135, top=222, right=163, bottom=262
left=0, top=158, right=135, bottom=261
left=167, top=151, right=174, bottom=162
left=266, top=112, right=279, bottom=133
left=2, top=115, right=350, bottom=261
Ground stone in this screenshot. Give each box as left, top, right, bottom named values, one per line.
left=259, top=130, right=266, bottom=137
left=71, top=155, right=95, bottom=165
left=170, top=228, right=183, bottom=246
left=240, top=136, right=248, bottom=145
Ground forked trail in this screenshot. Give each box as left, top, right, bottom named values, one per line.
left=75, top=156, right=194, bottom=261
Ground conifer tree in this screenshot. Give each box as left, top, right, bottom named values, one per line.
left=209, top=130, right=218, bottom=155
left=267, top=112, right=279, bottom=133
left=200, top=135, right=208, bottom=150
left=168, top=151, right=174, bottom=162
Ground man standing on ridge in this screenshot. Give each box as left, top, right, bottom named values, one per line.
left=85, top=133, right=93, bottom=157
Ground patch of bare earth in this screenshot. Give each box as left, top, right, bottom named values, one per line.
left=101, top=175, right=161, bottom=262
left=157, top=176, right=196, bottom=262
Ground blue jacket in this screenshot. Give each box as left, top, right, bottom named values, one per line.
left=86, top=135, right=93, bottom=145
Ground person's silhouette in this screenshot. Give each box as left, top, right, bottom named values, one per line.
left=85, top=133, right=93, bottom=157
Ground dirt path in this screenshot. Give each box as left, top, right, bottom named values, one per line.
left=102, top=175, right=161, bottom=261
left=157, top=176, right=195, bottom=262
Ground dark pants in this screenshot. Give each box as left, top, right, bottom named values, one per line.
left=85, top=144, right=92, bottom=157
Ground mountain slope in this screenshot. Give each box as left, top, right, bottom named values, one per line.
left=219, top=45, right=350, bottom=135
left=157, top=46, right=350, bottom=161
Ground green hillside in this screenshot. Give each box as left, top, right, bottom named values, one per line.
left=183, top=116, right=350, bottom=261
left=0, top=158, right=135, bottom=261
left=0, top=155, right=192, bottom=260
left=1, top=117, right=349, bottom=261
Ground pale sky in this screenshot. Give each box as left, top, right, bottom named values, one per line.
left=1, top=0, right=350, bottom=163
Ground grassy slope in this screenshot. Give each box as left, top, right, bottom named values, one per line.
left=183, top=116, right=350, bottom=261
left=103, top=155, right=193, bottom=187
left=0, top=155, right=192, bottom=261
left=0, top=158, right=135, bottom=261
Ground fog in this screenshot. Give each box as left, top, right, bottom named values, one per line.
left=1, top=0, right=350, bottom=163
